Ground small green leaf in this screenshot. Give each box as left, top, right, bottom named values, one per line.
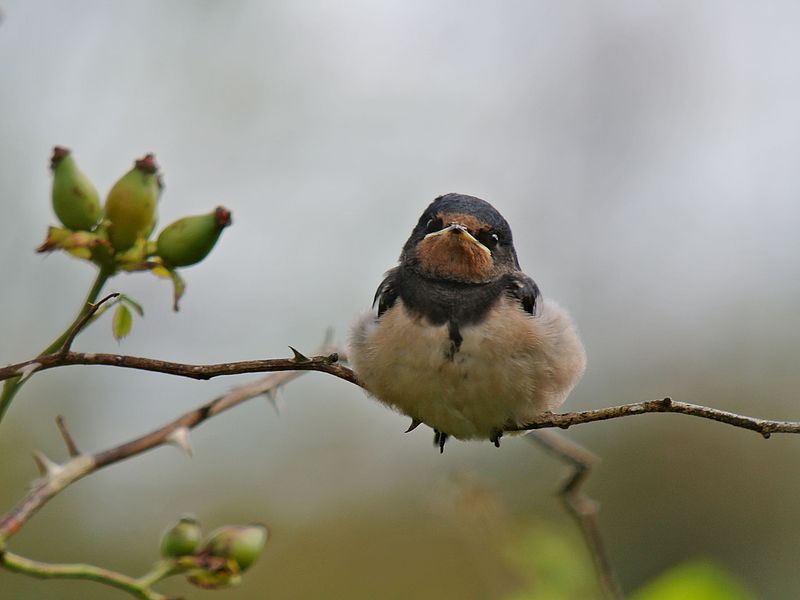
left=112, top=304, right=133, bottom=341
left=119, top=294, right=145, bottom=316
left=631, top=560, right=757, bottom=600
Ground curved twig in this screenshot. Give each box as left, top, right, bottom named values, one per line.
left=512, top=397, right=797, bottom=438
left=527, top=431, right=623, bottom=599
left=57, top=292, right=120, bottom=355
left=0, top=351, right=358, bottom=387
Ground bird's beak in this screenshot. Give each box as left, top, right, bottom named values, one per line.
left=424, top=223, right=491, bottom=256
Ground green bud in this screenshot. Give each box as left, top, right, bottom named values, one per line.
left=156, top=206, right=232, bottom=268
left=50, top=146, right=101, bottom=231
left=160, top=515, right=202, bottom=558
left=201, top=524, right=268, bottom=572
left=104, top=154, right=161, bottom=251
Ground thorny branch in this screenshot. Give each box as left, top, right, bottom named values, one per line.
left=513, top=396, right=799, bottom=439
left=0, top=350, right=358, bottom=387
left=0, top=348, right=335, bottom=544
left=0, top=341, right=336, bottom=599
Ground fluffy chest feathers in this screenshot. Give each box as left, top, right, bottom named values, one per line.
left=349, top=296, right=586, bottom=440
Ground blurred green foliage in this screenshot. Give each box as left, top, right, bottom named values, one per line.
left=503, top=524, right=757, bottom=600
left=630, top=561, right=757, bottom=600
left=504, top=522, right=597, bottom=600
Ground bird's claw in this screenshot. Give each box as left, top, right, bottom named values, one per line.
left=490, top=430, right=503, bottom=448
left=405, top=418, right=422, bottom=433
left=433, top=429, right=449, bottom=453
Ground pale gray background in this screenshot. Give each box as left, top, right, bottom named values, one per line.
left=2, top=1, right=800, bottom=598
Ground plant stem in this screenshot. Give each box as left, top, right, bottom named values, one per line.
left=136, top=560, right=181, bottom=588
left=0, top=266, right=111, bottom=423
left=0, top=550, right=170, bottom=600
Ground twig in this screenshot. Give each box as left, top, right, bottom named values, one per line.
left=0, top=341, right=339, bottom=544
left=0, top=351, right=358, bottom=387
left=510, top=397, right=799, bottom=438
left=57, top=292, right=120, bottom=355
left=55, top=415, right=81, bottom=457
left=527, top=431, right=624, bottom=599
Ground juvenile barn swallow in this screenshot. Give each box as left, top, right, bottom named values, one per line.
left=350, top=193, right=586, bottom=452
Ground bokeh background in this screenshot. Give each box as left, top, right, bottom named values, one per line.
left=2, top=1, right=800, bottom=598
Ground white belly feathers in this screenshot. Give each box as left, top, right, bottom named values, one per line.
left=349, top=296, right=586, bottom=441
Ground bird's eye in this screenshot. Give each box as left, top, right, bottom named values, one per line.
left=477, top=231, right=500, bottom=249
left=425, top=217, right=443, bottom=233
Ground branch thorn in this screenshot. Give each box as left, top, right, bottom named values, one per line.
left=166, top=427, right=193, bottom=458
left=288, top=346, right=309, bottom=363
left=31, top=451, right=62, bottom=478
left=16, top=362, right=41, bottom=384
left=264, top=388, right=284, bottom=414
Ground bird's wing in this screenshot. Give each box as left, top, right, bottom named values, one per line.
left=373, top=268, right=400, bottom=317
left=505, top=273, right=542, bottom=317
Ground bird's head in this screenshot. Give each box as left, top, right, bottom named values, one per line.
left=400, top=193, right=520, bottom=284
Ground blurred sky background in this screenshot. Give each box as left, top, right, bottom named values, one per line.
left=2, top=1, right=800, bottom=598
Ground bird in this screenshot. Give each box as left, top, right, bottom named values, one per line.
left=349, top=193, right=586, bottom=452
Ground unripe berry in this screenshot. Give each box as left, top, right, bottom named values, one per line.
left=50, top=146, right=101, bottom=231
left=202, top=524, right=268, bottom=572
left=105, top=154, right=161, bottom=251
left=160, top=515, right=202, bottom=558
left=156, top=207, right=232, bottom=268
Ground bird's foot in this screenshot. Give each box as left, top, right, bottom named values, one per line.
left=433, top=429, right=449, bottom=454
left=490, top=429, right=503, bottom=448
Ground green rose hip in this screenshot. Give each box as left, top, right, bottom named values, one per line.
left=202, top=524, right=268, bottom=572
left=160, top=515, right=202, bottom=558
left=156, top=206, right=232, bottom=268
left=105, top=153, right=161, bottom=251
left=50, top=146, right=101, bottom=231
